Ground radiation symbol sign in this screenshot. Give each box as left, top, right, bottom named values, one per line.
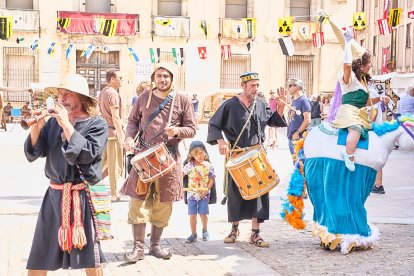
left=353, top=12, right=366, bottom=30
left=278, top=17, right=292, bottom=35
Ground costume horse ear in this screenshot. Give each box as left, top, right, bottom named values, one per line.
left=317, top=10, right=366, bottom=60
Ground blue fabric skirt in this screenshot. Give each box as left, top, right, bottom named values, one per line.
left=304, top=157, right=376, bottom=236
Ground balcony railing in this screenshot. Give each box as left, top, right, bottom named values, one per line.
left=57, top=11, right=139, bottom=36
left=0, top=8, right=39, bottom=31
left=152, top=16, right=190, bottom=38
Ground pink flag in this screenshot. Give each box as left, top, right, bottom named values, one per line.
left=408, top=11, right=414, bottom=19
left=221, top=45, right=232, bottom=60
left=381, top=47, right=389, bottom=74
left=312, top=32, right=324, bottom=48
left=378, top=18, right=392, bottom=35
left=383, top=0, right=390, bottom=19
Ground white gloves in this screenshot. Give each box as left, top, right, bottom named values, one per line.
left=343, top=27, right=353, bottom=64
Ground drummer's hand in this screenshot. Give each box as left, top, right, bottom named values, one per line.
left=124, top=137, right=134, bottom=151
left=48, top=103, right=71, bottom=129
left=165, top=126, right=178, bottom=139
left=218, top=139, right=229, bottom=155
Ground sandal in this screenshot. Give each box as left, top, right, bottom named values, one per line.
left=250, top=229, right=269, bottom=248
left=224, top=224, right=239, bottom=243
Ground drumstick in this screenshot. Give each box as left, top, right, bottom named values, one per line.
left=276, top=96, right=301, bottom=115
left=167, top=91, right=176, bottom=126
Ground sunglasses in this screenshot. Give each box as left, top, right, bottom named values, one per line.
left=288, top=84, right=297, bottom=88
left=269, top=92, right=275, bottom=94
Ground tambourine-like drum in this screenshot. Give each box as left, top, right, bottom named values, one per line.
left=226, top=147, right=279, bottom=200
left=130, top=142, right=176, bottom=183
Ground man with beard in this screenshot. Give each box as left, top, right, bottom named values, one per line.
left=24, top=74, right=107, bottom=275
left=122, top=63, right=196, bottom=262
left=207, top=72, right=286, bottom=247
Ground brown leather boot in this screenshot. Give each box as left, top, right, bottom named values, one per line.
left=124, top=223, right=146, bottom=263
left=148, top=225, right=172, bottom=259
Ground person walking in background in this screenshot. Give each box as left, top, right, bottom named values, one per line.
left=279, top=78, right=311, bottom=155
left=191, top=94, right=199, bottom=129
left=99, top=69, right=125, bottom=202
left=131, top=81, right=150, bottom=106
left=267, top=89, right=279, bottom=149
left=207, top=72, right=286, bottom=248
left=321, top=96, right=331, bottom=120
left=398, top=82, right=414, bottom=116
left=310, top=94, right=322, bottom=127
left=122, top=63, right=196, bottom=263
left=24, top=74, right=107, bottom=275
left=182, top=141, right=216, bottom=243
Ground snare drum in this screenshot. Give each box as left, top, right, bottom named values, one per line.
left=130, top=142, right=176, bottom=183
left=226, top=147, right=279, bottom=200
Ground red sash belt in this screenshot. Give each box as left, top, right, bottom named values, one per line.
left=50, top=182, right=87, bottom=252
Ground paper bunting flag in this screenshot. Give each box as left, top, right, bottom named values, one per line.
left=312, top=32, right=324, bottom=48
left=30, top=40, right=39, bottom=51
left=199, top=20, right=208, bottom=38
left=65, top=43, right=75, bottom=59
left=353, top=12, right=366, bottom=30
left=57, top=17, right=71, bottom=29
left=278, top=37, right=294, bottom=56
left=47, top=42, right=56, bottom=56
left=221, top=45, right=232, bottom=60
left=16, top=37, right=24, bottom=44
left=247, top=42, right=251, bottom=51
left=198, top=47, right=207, bottom=59
left=0, top=16, right=13, bottom=40
left=127, top=47, right=139, bottom=63
left=317, top=14, right=328, bottom=24
left=149, top=48, right=160, bottom=64
left=102, top=46, right=110, bottom=54
left=172, top=48, right=184, bottom=65
left=378, top=18, right=392, bottom=35
left=408, top=11, right=414, bottom=19
left=389, top=8, right=402, bottom=27
left=278, top=17, right=292, bottom=35
left=81, top=45, right=95, bottom=60
left=244, top=18, right=256, bottom=38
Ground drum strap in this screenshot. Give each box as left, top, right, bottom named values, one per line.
left=133, top=91, right=175, bottom=145
left=232, top=99, right=257, bottom=150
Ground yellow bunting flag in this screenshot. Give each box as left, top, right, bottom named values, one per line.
left=389, top=8, right=402, bottom=27
left=278, top=17, right=292, bottom=35
left=353, top=12, right=366, bottom=30
left=0, top=16, right=12, bottom=40
left=102, top=19, right=118, bottom=36
left=57, top=17, right=71, bottom=29
left=244, top=18, right=256, bottom=38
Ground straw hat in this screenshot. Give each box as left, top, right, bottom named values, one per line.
left=326, top=16, right=366, bottom=60
left=44, top=74, right=96, bottom=101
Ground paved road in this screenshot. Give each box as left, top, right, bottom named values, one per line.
left=0, top=123, right=413, bottom=275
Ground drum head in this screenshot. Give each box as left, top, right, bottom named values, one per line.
left=227, top=148, right=260, bottom=166
left=132, top=144, right=160, bottom=160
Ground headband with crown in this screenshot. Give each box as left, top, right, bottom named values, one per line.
left=240, top=72, right=259, bottom=83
